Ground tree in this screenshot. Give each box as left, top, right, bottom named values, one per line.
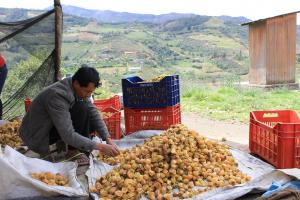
left=2, top=51, right=49, bottom=101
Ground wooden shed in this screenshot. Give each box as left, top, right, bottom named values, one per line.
left=242, top=11, right=299, bottom=87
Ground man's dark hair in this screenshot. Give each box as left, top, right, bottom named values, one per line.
left=72, top=66, right=100, bottom=87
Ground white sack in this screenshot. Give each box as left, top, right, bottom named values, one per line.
left=0, top=146, right=88, bottom=199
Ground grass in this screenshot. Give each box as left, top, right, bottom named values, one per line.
left=86, top=24, right=125, bottom=33
left=203, top=17, right=224, bottom=28
left=189, top=33, right=246, bottom=50
left=174, top=60, right=194, bottom=67
left=181, top=86, right=300, bottom=123
left=126, top=31, right=149, bottom=40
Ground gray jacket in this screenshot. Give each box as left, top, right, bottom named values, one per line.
left=20, top=77, right=110, bottom=155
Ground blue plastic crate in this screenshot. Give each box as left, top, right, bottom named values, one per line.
left=122, top=75, right=180, bottom=108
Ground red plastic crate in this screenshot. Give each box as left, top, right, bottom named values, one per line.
left=124, top=104, right=181, bottom=135
left=101, top=107, right=121, bottom=140
left=25, top=97, right=122, bottom=139
left=94, top=95, right=121, bottom=111
left=249, top=110, right=300, bottom=168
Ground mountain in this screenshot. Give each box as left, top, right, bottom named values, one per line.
left=0, top=7, right=91, bottom=27
left=0, top=6, right=299, bottom=92
left=61, top=5, right=254, bottom=25
left=218, top=15, right=250, bottom=24
left=0, top=7, right=43, bottom=22
left=0, top=5, right=251, bottom=25
left=61, top=5, right=196, bottom=24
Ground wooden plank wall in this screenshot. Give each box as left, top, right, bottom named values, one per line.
left=249, top=21, right=267, bottom=84
left=266, top=14, right=296, bottom=84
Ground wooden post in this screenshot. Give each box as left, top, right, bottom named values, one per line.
left=54, top=0, right=62, bottom=81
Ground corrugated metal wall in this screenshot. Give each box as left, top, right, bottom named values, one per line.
left=248, top=13, right=297, bottom=85
left=249, top=21, right=267, bottom=84
left=266, top=13, right=296, bottom=84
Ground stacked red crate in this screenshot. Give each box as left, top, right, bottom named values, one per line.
left=100, top=107, right=121, bottom=140
left=93, top=95, right=121, bottom=111
left=124, top=104, right=181, bottom=134
left=93, top=95, right=122, bottom=139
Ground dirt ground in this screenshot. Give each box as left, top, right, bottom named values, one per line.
left=182, top=112, right=250, bottom=152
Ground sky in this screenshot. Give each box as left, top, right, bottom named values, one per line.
left=1, top=0, right=300, bottom=23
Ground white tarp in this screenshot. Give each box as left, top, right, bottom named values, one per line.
left=86, top=131, right=300, bottom=200
left=0, top=146, right=88, bottom=199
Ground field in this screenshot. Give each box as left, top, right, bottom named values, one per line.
left=88, top=62, right=300, bottom=124
left=182, top=86, right=300, bottom=123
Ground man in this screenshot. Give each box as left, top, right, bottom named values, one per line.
left=0, top=53, right=8, bottom=119
left=20, top=67, right=119, bottom=160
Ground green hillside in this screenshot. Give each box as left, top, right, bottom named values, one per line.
left=61, top=17, right=251, bottom=93
left=1, top=7, right=300, bottom=95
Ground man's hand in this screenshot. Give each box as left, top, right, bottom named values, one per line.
left=96, top=143, right=119, bottom=157
left=106, top=138, right=120, bottom=155
left=106, top=138, right=119, bottom=149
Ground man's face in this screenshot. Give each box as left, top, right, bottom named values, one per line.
left=73, top=80, right=96, bottom=99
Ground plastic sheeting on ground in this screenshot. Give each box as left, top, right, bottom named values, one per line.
left=0, top=146, right=88, bottom=199
left=260, top=168, right=300, bottom=198
left=261, top=180, right=300, bottom=197
left=86, top=131, right=300, bottom=200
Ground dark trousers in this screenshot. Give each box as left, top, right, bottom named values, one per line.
left=49, top=101, right=92, bottom=148
left=0, top=65, right=8, bottom=120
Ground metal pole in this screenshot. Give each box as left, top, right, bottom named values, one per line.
left=54, top=0, right=62, bottom=81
